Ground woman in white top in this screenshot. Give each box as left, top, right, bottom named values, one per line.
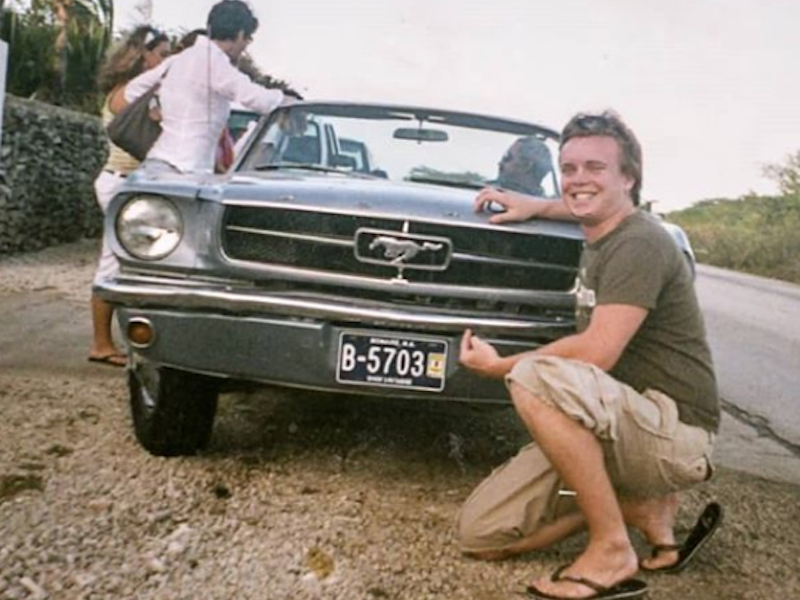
left=89, top=26, right=171, bottom=367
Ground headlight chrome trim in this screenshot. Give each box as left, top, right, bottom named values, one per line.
left=116, top=195, right=183, bottom=261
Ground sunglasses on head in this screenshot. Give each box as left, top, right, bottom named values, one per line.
left=567, top=113, right=630, bottom=138
left=143, top=28, right=163, bottom=48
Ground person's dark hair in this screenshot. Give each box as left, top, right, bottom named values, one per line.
left=515, top=137, right=552, bottom=179
left=97, top=25, right=169, bottom=94
left=207, top=0, right=258, bottom=42
left=560, top=110, right=643, bottom=205
left=176, top=28, right=207, bottom=53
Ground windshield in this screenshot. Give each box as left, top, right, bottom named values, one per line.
left=237, top=103, right=561, bottom=198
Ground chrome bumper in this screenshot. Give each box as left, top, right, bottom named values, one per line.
left=95, top=276, right=574, bottom=336
left=95, top=276, right=573, bottom=402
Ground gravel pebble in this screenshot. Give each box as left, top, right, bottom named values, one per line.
left=2, top=241, right=800, bottom=599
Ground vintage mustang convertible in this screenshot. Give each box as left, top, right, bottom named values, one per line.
left=97, top=102, right=691, bottom=456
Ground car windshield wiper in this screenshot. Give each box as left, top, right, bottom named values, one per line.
left=406, top=176, right=485, bottom=190
left=254, top=163, right=378, bottom=179
left=255, top=162, right=344, bottom=174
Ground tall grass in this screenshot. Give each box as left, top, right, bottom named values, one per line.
left=669, top=194, right=800, bottom=284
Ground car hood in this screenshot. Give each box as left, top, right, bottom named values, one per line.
left=198, top=170, right=582, bottom=239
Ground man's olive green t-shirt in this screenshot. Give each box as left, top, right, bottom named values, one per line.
left=575, top=210, right=720, bottom=432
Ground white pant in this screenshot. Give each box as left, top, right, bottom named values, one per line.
left=93, top=170, right=127, bottom=285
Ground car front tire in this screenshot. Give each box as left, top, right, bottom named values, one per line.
left=129, top=358, right=219, bottom=457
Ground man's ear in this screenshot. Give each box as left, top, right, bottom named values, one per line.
left=622, top=173, right=635, bottom=194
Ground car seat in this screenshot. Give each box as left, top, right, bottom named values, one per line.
left=281, top=136, right=321, bottom=164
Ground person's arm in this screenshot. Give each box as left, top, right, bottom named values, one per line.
left=459, top=304, right=648, bottom=379
left=123, top=57, right=172, bottom=104
left=474, top=187, right=576, bottom=224
left=534, top=304, right=647, bottom=370
left=214, top=58, right=284, bottom=115
left=107, top=85, right=128, bottom=115
left=458, top=329, right=517, bottom=379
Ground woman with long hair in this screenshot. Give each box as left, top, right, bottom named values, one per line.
left=89, top=25, right=170, bottom=367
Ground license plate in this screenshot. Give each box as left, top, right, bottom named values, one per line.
left=336, top=332, right=448, bottom=392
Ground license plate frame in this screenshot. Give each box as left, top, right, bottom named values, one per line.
left=336, top=331, right=448, bottom=392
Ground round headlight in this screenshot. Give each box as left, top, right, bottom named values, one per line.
left=116, top=196, right=183, bottom=260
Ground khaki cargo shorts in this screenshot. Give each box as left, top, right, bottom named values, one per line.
left=457, top=355, right=715, bottom=554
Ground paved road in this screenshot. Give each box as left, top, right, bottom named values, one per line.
left=696, top=264, right=800, bottom=445
left=695, top=264, right=800, bottom=483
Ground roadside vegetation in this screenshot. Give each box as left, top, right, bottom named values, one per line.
left=0, top=0, right=297, bottom=115
left=668, top=151, right=800, bottom=285
left=1, top=0, right=113, bottom=113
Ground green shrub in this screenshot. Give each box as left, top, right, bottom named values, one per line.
left=1, top=1, right=110, bottom=114
left=670, top=194, right=800, bottom=284
left=1, top=8, right=60, bottom=103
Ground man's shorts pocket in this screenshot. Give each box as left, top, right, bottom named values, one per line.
left=657, top=454, right=710, bottom=491
left=619, top=388, right=679, bottom=440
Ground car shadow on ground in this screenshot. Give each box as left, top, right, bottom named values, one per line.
left=208, top=384, right=529, bottom=473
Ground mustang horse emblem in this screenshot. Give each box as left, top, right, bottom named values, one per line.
left=369, top=236, right=444, bottom=265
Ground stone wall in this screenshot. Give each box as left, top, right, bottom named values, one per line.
left=1, top=94, right=107, bottom=255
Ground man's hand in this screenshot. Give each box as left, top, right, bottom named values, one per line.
left=283, top=89, right=304, bottom=101
left=459, top=329, right=507, bottom=379
left=279, top=90, right=303, bottom=109
left=474, top=187, right=544, bottom=224
left=474, top=187, right=576, bottom=224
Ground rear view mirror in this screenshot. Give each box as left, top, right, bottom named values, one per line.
left=393, top=127, right=449, bottom=142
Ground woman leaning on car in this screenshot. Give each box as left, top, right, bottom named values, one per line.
left=88, top=26, right=171, bottom=368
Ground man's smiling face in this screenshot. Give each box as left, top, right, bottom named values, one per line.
left=559, top=135, right=635, bottom=226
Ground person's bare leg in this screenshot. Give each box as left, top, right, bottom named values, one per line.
left=466, top=511, right=586, bottom=561
left=468, top=495, right=682, bottom=566
left=621, top=493, right=681, bottom=570
left=510, top=382, right=638, bottom=598
left=89, top=293, right=125, bottom=363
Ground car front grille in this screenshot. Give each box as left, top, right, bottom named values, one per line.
left=221, top=205, right=580, bottom=301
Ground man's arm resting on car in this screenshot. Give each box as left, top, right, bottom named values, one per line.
left=474, top=187, right=576, bottom=224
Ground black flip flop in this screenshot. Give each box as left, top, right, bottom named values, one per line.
left=642, top=501, right=723, bottom=574
left=88, top=353, right=127, bottom=368
left=525, top=565, right=648, bottom=600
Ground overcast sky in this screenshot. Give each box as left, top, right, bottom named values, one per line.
left=113, top=0, right=800, bottom=212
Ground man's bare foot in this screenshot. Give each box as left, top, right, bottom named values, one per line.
left=526, top=539, right=639, bottom=599
left=621, top=494, right=680, bottom=570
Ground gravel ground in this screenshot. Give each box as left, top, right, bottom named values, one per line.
left=1, top=240, right=799, bottom=600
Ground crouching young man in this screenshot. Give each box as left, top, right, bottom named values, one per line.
left=458, top=111, right=721, bottom=600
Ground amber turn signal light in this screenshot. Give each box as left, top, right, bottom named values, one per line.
left=127, top=318, right=155, bottom=348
